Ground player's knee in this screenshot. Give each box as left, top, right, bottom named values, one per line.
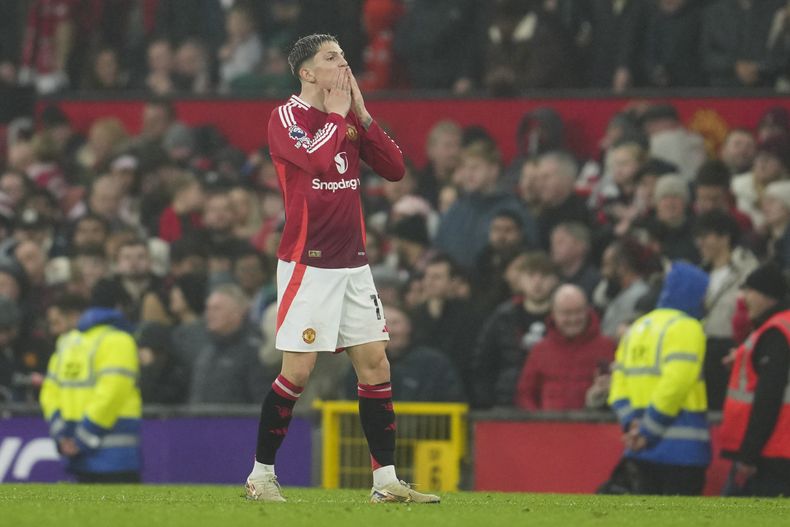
left=280, top=364, right=314, bottom=387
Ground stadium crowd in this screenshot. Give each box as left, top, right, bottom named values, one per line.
left=3, top=0, right=790, bottom=96
left=0, top=0, right=788, bottom=498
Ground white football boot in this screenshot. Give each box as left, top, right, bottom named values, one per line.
left=370, top=480, right=440, bottom=504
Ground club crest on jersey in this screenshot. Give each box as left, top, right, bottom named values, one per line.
left=302, top=328, right=316, bottom=344
left=346, top=125, right=358, bottom=141
left=289, top=124, right=312, bottom=149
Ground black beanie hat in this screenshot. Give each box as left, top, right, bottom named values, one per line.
left=174, top=273, right=207, bottom=314
left=744, top=263, right=788, bottom=301
left=390, top=215, right=429, bottom=246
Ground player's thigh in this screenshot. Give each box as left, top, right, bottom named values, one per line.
left=275, top=261, right=346, bottom=352
left=336, top=265, right=389, bottom=349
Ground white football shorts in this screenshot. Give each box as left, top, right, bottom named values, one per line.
left=275, top=260, right=389, bottom=352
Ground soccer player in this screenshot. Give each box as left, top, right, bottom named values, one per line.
left=244, top=34, right=440, bottom=504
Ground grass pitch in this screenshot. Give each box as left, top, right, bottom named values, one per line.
left=2, top=485, right=789, bottom=527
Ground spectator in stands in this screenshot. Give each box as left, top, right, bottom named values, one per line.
left=393, top=0, right=483, bottom=93
left=169, top=272, right=208, bottom=370
left=589, top=139, right=646, bottom=230
left=70, top=213, right=109, bottom=254
left=218, top=3, right=263, bottom=92
left=702, top=0, right=776, bottom=88
left=189, top=283, right=268, bottom=404
left=515, top=284, right=615, bottom=411
left=474, top=251, right=559, bottom=409
left=229, top=185, right=263, bottom=240
left=535, top=150, right=591, bottom=249
left=757, top=107, right=790, bottom=142
left=142, top=38, right=176, bottom=95
left=767, top=1, right=790, bottom=90
left=82, top=47, right=128, bottom=91
left=0, top=171, right=32, bottom=212
left=417, top=121, right=462, bottom=207
left=732, top=134, right=790, bottom=231
left=640, top=104, right=705, bottom=183
left=436, top=141, right=535, bottom=270
left=198, top=190, right=240, bottom=250
left=158, top=172, right=205, bottom=243
left=46, top=294, right=86, bottom=339
left=639, top=174, right=699, bottom=263
left=695, top=159, right=754, bottom=235
left=719, top=262, right=790, bottom=497
left=19, top=0, right=76, bottom=94
left=410, top=254, right=481, bottom=398
left=93, top=238, right=168, bottom=325
left=483, top=0, right=577, bottom=95
left=473, top=210, right=528, bottom=313
left=233, top=248, right=271, bottom=304
left=584, top=0, right=649, bottom=91
left=599, top=238, right=651, bottom=338
left=174, top=38, right=212, bottom=95
left=761, top=180, right=790, bottom=272
left=76, top=118, right=129, bottom=181
left=67, top=247, right=108, bottom=300
left=154, top=0, right=225, bottom=57
left=719, top=129, right=757, bottom=175
left=503, top=108, right=566, bottom=191
left=84, top=175, right=127, bottom=232
left=694, top=210, right=758, bottom=410
left=136, top=322, right=189, bottom=405
left=550, top=222, right=600, bottom=299
left=344, top=305, right=465, bottom=402
left=388, top=214, right=434, bottom=280
left=642, top=0, right=704, bottom=88
left=358, top=0, right=404, bottom=92
left=138, top=99, right=178, bottom=149
left=0, top=296, right=34, bottom=402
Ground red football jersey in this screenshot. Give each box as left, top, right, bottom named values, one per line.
left=268, top=94, right=404, bottom=269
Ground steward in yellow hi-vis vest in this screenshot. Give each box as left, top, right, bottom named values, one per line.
left=40, top=297, right=142, bottom=483
left=607, top=262, right=711, bottom=495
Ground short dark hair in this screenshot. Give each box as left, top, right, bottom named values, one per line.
left=116, top=238, right=148, bottom=256
left=288, top=34, right=338, bottom=78
left=492, top=209, right=524, bottom=231
left=426, top=253, right=460, bottom=278
left=512, top=251, right=557, bottom=277
left=50, top=293, right=88, bottom=314
left=696, top=159, right=731, bottom=189
left=694, top=210, right=740, bottom=243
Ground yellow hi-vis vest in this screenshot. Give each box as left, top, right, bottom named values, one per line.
left=40, top=324, right=142, bottom=473
left=608, top=308, right=711, bottom=466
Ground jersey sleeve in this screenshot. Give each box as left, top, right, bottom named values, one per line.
left=358, top=118, right=405, bottom=182
left=268, top=108, right=348, bottom=176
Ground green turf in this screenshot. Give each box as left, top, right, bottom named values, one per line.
left=1, top=485, right=789, bottom=527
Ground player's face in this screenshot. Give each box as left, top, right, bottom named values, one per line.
left=306, top=42, right=348, bottom=90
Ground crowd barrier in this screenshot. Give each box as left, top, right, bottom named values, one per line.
left=314, top=400, right=467, bottom=491
left=44, top=94, right=790, bottom=168
left=473, top=410, right=729, bottom=496
left=1, top=404, right=731, bottom=495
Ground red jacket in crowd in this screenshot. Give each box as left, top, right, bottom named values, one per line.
left=515, top=310, right=616, bottom=411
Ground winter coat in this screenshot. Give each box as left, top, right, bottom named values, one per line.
left=515, top=310, right=616, bottom=411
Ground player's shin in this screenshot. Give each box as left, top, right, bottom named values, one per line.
left=358, top=382, right=398, bottom=487
left=254, top=374, right=303, bottom=467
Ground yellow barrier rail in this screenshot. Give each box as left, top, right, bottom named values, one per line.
left=313, top=400, right=468, bottom=491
